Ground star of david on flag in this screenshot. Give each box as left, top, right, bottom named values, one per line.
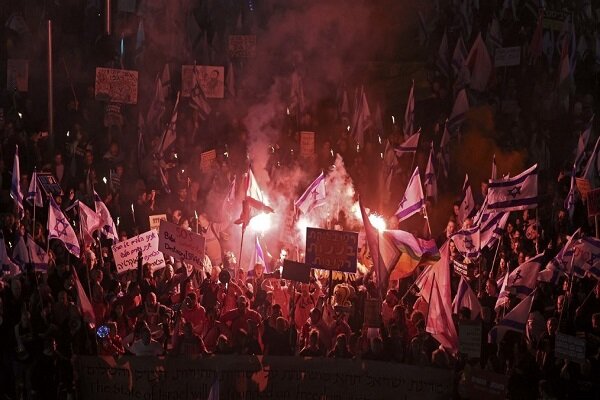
left=48, top=197, right=80, bottom=257
left=487, top=164, right=538, bottom=212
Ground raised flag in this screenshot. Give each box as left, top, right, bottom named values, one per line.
left=249, top=235, right=266, bottom=272
left=157, top=93, right=180, bottom=156
left=235, top=168, right=274, bottom=228
left=425, top=143, right=437, bottom=202
left=403, top=80, right=415, bottom=140
left=26, top=170, right=43, bottom=207
left=426, top=275, right=459, bottom=352
left=394, top=167, right=425, bottom=222
left=583, top=135, right=600, bottom=186
left=352, top=88, right=372, bottom=147
left=146, top=77, right=165, bottom=134
left=384, top=229, right=440, bottom=279
left=190, top=73, right=212, bottom=118
left=480, top=211, right=510, bottom=248
left=489, top=292, right=535, bottom=343
left=436, top=30, right=450, bottom=77
left=359, top=200, right=385, bottom=297
left=394, top=130, right=421, bottom=155
left=295, top=172, right=326, bottom=215
left=570, top=236, right=600, bottom=278
left=451, top=226, right=480, bottom=258
left=94, top=191, right=119, bottom=242
left=437, top=122, right=450, bottom=178
left=48, top=197, right=80, bottom=257
left=452, top=37, right=468, bottom=74
left=12, top=235, right=49, bottom=271
left=452, top=276, right=483, bottom=320
left=78, top=201, right=102, bottom=246
left=465, top=33, right=492, bottom=92
left=540, top=228, right=581, bottom=283
left=73, top=267, right=96, bottom=328
left=417, top=242, right=452, bottom=310
left=10, top=145, right=24, bottom=219
left=447, top=89, right=469, bottom=134
left=487, top=164, right=538, bottom=212
left=496, top=253, right=545, bottom=310
left=221, top=176, right=237, bottom=221
left=458, top=174, right=475, bottom=225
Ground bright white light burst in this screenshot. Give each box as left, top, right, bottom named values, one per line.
left=249, top=213, right=272, bottom=233
left=369, top=214, right=387, bottom=231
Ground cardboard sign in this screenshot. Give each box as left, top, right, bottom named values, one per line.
left=149, top=214, right=167, bottom=231
left=7, top=59, right=29, bottom=92
left=576, top=178, right=592, bottom=200
left=305, top=228, right=358, bottom=273
left=299, top=131, right=315, bottom=157
left=95, top=67, right=138, bottom=104
left=282, top=259, right=311, bottom=283
left=543, top=10, right=570, bottom=31
left=228, top=35, right=257, bottom=58
left=200, top=149, right=217, bottom=172
left=494, top=46, right=521, bottom=67
left=465, top=369, right=508, bottom=400
left=555, top=332, right=586, bottom=364
left=111, top=230, right=165, bottom=273
left=587, top=188, right=600, bottom=217
left=158, top=220, right=205, bottom=266
left=459, top=321, right=482, bottom=359
left=364, top=299, right=382, bottom=328
left=36, top=173, right=62, bottom=196
left=181, top=65, right=225, bottom=98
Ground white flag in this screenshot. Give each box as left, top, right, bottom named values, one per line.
left=394, top=167, right=425, bottom=222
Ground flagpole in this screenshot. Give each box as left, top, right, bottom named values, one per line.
left=489, top=236, right=502, bottom=279
left=237, top=225, right=246, bottom=281
left=422, top=206, right=432, bottom=239
left=31, top=168, right=37, bottom=237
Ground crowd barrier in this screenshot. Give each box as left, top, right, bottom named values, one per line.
left=74, top=355, right=453, bottom=400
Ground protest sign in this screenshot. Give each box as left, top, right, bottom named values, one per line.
left=587, top=188, right=600, bottom=217
left=200, top=149, right=217, bottom=172
left=181, top=65, right=225, bottom=98
left=494, top=47, right=521, bottom=67
left=555, top=333, right=586, bottom=364
left=7, top=59, right=29, bottom=92
left=149, top=214, right=167, bottom=231
left=95, top=67, right=138, bottom=104
left=158, top=220, right=205, bottom=266
left=76, top=355, right=453, bottom=400
left=111, top=230, right=165, bottom=273
left=299, top=131, right=315, bottom=157
left=453, top=259, right=471, bottom=278
left=228, top=35, right=257, bottom=58
left=282, top=259, right=311, bottom=283
left=459, top=321, right=482, bottom=359
left=543, top=10, right=570, bottom=31
left=305, top=228, right=358, bottom=273
left=364, top=299, right=382, bottom=328
left=464, top=369, right=508, bottom=400
left=36, top=173, right=62, bottom=196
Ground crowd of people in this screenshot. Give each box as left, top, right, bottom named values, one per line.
left=2, top=0, right=600, bottom=399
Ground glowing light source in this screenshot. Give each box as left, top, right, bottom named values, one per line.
left=356, top=144, right=360, bottom=153
left=368, top=214, right=387, bottom=232
left=249, top=213, right=272, bottom=233
left=18, top=112, right=23, bottom=119
left=378, top=135, right=382, bottom=144
left=286, top=107, right=290, bottom=115
left=330, top=149, right=334, bottom=157
left=102, top=177, right=108, bottom=184
left=380, top=152, right=384, bottom=159
left=66, top=131, right=70, bottom=137
left=346, top=125, right=351, bottom=132
left=391, top=115, right=395, bottom=124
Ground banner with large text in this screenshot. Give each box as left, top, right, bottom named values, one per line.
left=75, top=355, right=452, bottom=400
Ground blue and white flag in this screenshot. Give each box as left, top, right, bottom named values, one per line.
left=249, top=235, right=266, bottom=273
left=10, top=145, right=24, bottom=219
left=12, top=234, right=49, bottom=271
left=451, top=226, right=480, bottom=258
left=403, top=80, right=415, bottom=140
left=565, top=163, right=577, bottom=220
left=489, top=292, right=535, bottom=344
left=394, top=167, right=425, bottom=222
left=479, top=211, right=509, bottom=249
left=157, top=93, right=180, bottom=155
left=26, top=171, right=44, bottom=207
left=452, top=276, right=482, bottom=320
left=394, top=130, right=421, bottom=155
left=48, top=197, right=80, bottom=257
left=425, top=143, right=437, bottom=202
left=487, top=164, right=538, bottom=212
left=94, top=191, right=119, bottom=242
left=447, top=89, right=469, bottom=134
left=571, top=236, right=600, bottom=278
left=543, top=228, right=581, bottom=281
left=497, top=253, right=545, bottom=308
left=352, top=88, right=371, bottom=147
left=458, top=174, right=475, bottom=225
left=295, top=172, right=326, bottom=215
